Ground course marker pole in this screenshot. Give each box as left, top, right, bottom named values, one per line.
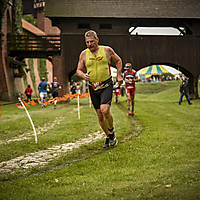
left=18, top=98, right=38, bottom=144
left=77, top=94, right=80, bottom=120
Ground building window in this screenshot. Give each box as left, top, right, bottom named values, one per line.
left=78, top=24, right=91, bottom=29
left=129, top=27, right=184, bottom=36
left=99, top=24, right=112, bottom=29
left=34, top=0, right=45, bottom=9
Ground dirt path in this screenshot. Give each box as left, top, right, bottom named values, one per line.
left=0, top=131, right=104, bottom=173
left=0, top=117, right=64, bottom=145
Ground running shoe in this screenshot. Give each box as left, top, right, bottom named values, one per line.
left=109, top=133, right=117, bottom=147
left=103, top=137, right=110, bottom=148
left=128, top=111, right=132, bottom=116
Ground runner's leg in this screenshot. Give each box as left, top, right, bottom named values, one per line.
left=131, top=95, right=134, bottom=112
left=127, top=93, right=131, bottom=111
left=100, top=104, right=113, bottom=134
left=95, top=108, right=110, bottom=136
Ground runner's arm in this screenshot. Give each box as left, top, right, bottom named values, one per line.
left=76, top=51, right=90, bottom=81
left=109, top=47, right=123, bottom=84
left=38, top=83, right=41, bottom=92
left=134, top=76, right=139, bottom=82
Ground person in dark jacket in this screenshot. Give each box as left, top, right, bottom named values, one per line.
left=51, top=76, right=61, bottom=109
left=179, top=78, right=192, bottom=105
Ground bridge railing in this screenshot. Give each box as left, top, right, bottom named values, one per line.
left=7, top=34, right=61, bottom=57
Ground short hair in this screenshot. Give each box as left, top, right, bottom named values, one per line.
left=125, top=63, right=132, bottom=67
left=85, top=30, right=98, bottom=39
left=42, top=77, right=45, bottom=81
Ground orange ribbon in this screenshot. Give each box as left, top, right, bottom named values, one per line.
left=16, top=93, right=90, bottom=108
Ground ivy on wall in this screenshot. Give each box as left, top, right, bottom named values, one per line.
left=0, top=0, right=8, bottom=45
left=28, top=58, right=37, bottom=93
left=0, top=0, right=7, bottom=25
left=13, top=0, right=23, bottom=35
left=23, top=72, right=27, bottom=87
left=38, top=58, right=48, bottom=81
left=23, top=14, right=37, bottom=26
left=0, top=0, right=23, bottom=44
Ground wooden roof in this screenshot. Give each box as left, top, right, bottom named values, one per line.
left=45, top=0, right=200, bottom=19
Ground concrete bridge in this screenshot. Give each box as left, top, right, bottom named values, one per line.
left=46, top=0, right=200, bottom=98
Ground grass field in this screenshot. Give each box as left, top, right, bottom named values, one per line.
left=0, top=80, right=200, bottom=200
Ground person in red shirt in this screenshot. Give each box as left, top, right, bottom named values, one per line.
left=25, top=85, right=33, bottom=101
left=123, top=63, right=138, bottom=116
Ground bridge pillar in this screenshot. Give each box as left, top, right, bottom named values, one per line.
left=189, top=75, right=199, bottom=99
left=0, top=14, right=16, bottom=101
left=52, top=55, right=70, bottom=95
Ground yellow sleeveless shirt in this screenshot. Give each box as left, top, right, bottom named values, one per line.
left=86, top=45, right=111, bottom=83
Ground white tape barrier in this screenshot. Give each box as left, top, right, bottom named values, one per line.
left=18, top=98, right=38, bottom=144
left=77, top=95, right=80, bottom=120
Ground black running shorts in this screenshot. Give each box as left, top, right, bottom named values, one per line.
left=52, top=91, right=58, bottom=98
left=89, top=82, right=113, bottom=109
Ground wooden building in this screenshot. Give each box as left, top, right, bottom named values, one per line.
left=45, top=0, right=200, bottom=98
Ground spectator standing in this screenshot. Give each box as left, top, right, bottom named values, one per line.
left=51, top=76, right=61, bottom=109
left=179, top=78, right=192, bottom=105
left=25, top=84, right=32, bottom=101
left=71, top=82, right=77, bottom=94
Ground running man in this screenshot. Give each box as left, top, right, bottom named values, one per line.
left=51, top=76, right=61, bottom=109
left=123, top=63, right=138, bottom=116
left=76, top=30, right=123, bottom=148
left=38, top=77, right=48, bottom=108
